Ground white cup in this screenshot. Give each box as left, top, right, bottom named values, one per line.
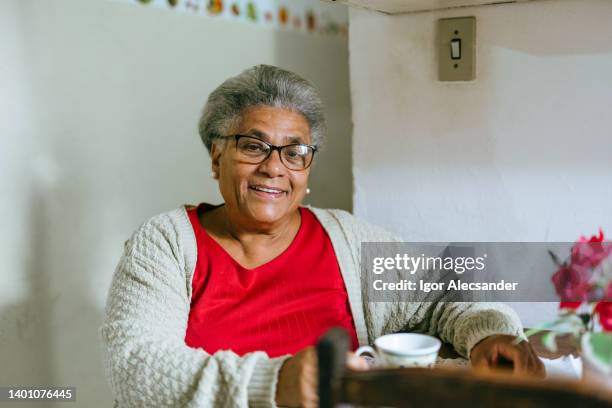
left=355, top=333, right=441, bottom=368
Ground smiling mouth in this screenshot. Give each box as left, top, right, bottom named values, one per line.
left=249, top=185, right=287, bottom=196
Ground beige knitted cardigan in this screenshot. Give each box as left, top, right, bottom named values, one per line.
left=100, top=206, right=523, bottom=407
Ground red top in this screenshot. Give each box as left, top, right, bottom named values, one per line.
left=184, top=204, right=359, bottom=357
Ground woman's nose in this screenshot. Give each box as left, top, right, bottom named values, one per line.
left=257, top=149, right=286, bottom=177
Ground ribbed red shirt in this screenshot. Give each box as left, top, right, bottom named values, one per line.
left=184, top=203, right=358, bottom=357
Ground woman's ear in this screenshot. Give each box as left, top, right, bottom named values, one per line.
left=210, top=142, right=222, bottom=179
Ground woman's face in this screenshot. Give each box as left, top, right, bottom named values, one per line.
left=211, top=106, right=312, bottom=227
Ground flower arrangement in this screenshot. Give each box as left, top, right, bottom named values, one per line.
left=527, top=230, right=612, bottom=380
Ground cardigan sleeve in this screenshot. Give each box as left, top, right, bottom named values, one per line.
left=99, top=213, right=290, bottom=407
left=326, top=209, right=525, bottom=359
left=398, top=301, right=524, bottom=358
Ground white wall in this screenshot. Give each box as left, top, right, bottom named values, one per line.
left=0, top=0, right=351, bottom=405
left=349, top=0, right=612, bottom=326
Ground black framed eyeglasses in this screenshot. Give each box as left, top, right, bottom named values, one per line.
left=219, top=135, right=317, bottom=171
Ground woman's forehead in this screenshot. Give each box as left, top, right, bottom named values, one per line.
left=237, top=106, right=312, bottom=144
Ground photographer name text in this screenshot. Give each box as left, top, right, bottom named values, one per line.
left=372, top=279, right=518, bottom=292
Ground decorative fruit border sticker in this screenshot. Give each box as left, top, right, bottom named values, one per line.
left=119, top=0, right=348, bottom=36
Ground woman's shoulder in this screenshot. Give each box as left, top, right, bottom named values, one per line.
left=304, top=206, right=402, bottom=243
left=123, top=205, right=196, bottom=267
left=129, top=206, right=191, bottom=240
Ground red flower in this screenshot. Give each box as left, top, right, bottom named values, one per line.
left=559, top=302, right=582, bottom=310
left=606, top=283, right=612, bottom=300
left=551, top=229, right=612, bottom=302
left=594, top=301, right=612, bottom=331
left=552, top=264, right=593, bottom=301
left=571, top=229, right=612, bottom=269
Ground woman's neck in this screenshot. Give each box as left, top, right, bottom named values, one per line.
left=203, top=204, right=302, bottom=250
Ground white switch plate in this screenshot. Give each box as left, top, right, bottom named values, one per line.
left=438, top=17, right=476, bottom=81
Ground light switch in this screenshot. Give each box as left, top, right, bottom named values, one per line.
left=450, top=39, right=461, bottom=60
left=438, top=17, right=476, bottom=81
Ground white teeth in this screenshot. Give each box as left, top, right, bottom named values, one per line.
left=252, top=186, right=283, bottom=194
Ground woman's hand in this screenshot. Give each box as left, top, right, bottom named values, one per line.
left=470, top=334, right=545, bottom=377
left=275, top=347, right=369, bottom=407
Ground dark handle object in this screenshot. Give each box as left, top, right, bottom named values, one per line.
left=317, top=327, right=350, bottom=408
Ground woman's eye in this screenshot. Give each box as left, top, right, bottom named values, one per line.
left=285, top=146, right=308, bottom=159
left=244, top=143, right=265, bottom=152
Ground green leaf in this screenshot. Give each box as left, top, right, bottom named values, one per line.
left=588, top=333, right=612, bottom=366
left=524, top=315, right=585, bottom=340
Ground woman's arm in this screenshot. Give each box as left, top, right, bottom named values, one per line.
left=100, top=213, right=289, bottom=407
left=325, top=209, right=525, bottom=359
left=402, top=301, right=524, bottom=358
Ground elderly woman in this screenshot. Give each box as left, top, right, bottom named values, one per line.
left=101, top=65, right=543, bottom=407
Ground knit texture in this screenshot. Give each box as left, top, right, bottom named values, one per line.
left=100, top=206, right=523, bottom=407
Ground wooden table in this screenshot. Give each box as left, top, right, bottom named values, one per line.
left=317, top=328, right=612, bottom=408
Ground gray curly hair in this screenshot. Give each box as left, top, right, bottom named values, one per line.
left=198, top=65, right=326, bottom=153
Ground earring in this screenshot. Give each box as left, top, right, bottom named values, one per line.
left=306, top=188, right=311, bottom=195
left=211, top=171, right=218, bottom=179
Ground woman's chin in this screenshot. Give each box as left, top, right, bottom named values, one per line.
left=245, top=202, right=294, bottom=225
